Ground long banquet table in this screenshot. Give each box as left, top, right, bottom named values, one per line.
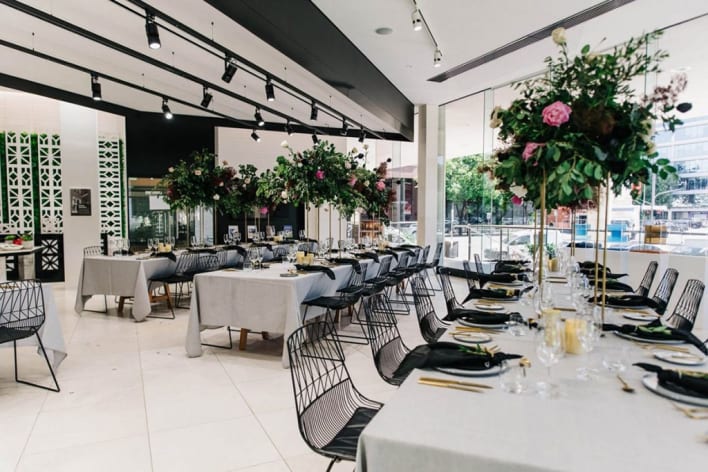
left=356, top=285, right=708, bottom=472
left=74, top=255, right=175, bottom=321
left=186, top=258, right=382, bottom=366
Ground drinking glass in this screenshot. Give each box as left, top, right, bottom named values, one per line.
left=223, top=233, right=230, bottom=245
left=234, top=233, right=241, bottom=244
left=114, top=237, right=123, bottom=255
left=299, top=230, right=306, bottom=240
left=535, top=318, right=564, bottom=398
left=249, top=247, right=260, bottom=270
left=147, top=238, right=154, bottom=253
left=499, top=361, right=528, bottom=394
left=190, top=236, right=197, bottom=247
left=575, top=314, right=599, bottom=380
left=507, top=313, right=527, bottom=337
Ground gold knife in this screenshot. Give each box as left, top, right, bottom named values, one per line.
left=419, top=376, right=493, bottom=389
left=418, top=379, right=484, bottom=393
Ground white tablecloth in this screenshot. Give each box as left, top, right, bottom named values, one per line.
left=3, top=284, right=67, bottom=369
left=74, top=255, right=175, bottom=321
left=357, top=286, right=708, bottom=472
left=186, top=262, right=368, bottom=366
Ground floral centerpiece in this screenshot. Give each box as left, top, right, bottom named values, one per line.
left=221, top=163, right=262, bottom=217
left=348, top=160, right=395, bottom=223
left=162, top=149, right=236, bottom=210
left=487, top=28, right=690, bottom=209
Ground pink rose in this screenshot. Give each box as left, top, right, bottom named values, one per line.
left=376, top=180, right=386, bottom=191
left=522, top=142, right=544, bottom=161
left=259, top=206, right=268, bottom=215
left=511, top=195, right=523, bottom=206
left=315, top=169, right=325, bottom=180
left=542, top=101, right=571, bottom=127
left=348, top=176, right=357, bottom=187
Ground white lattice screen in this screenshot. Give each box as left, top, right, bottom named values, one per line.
left=4, top=132, right=34, bottom=233
left=97, top=137, right=125, bottom=237
left=38, top=134, right=63, bottom=233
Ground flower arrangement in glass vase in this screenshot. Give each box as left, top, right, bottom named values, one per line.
left=486, top=28, right=691, bottom=209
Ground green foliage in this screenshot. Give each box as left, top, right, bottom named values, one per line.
left=445, top=154, right=506, bottom=219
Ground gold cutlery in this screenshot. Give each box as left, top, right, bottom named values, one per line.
left=616, top=375, right=635, bottom=393
left=418, top=376, right=493, bottom=389
left=672, top=403, right=708, bottom=419
left=553, top=306, right=576, bottom=312
left=632, top=342, right=691, bottom=354
left=418, top=379, right=484, bottom=393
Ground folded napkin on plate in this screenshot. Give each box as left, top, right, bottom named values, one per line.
left=462, top=288, right=520, bottom=304
left=187, top=247, right=217, bottom=254
left=224, top=245, right=247, bottom=257
left=479, top=273, right=519, bottom=285
left=112, top=250, right=133, bottom=256
left=295, top=264, right=336, bottom=280
left=493, top=263, right=531, bottom=274
left=591, top=293, right=657, bottom=309
left=393, top=342, right=522, bottom=379
left=150, top=251, right=176, bottom=262
left=398, top=244, right=422, bottom=250
left=329, top=258, right=362, bottom=274
left=587, top=279, right=634, bottom=292
left=634, top=363, right=708, bottom=398
left=452, top=311, right=512, bottom=325
left=603, top=319, right=708, bottom=354
left=353, top=252, right=379, bottom=263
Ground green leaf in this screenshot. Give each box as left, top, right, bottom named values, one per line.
left=581, top=44, right=590, bottom=55
left=656, top=158, right=670, bottom=165
left=594, top=165, right=603, bottom=180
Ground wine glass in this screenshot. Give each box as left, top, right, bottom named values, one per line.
left=147, top=238, right=154, bottom=253
left=575, top=313, right=599, bottom=380
left=299, top=229, right=306, bottom=241
left=248, top=247, right=260, bottom=270
left=190, top=235, right=197, bottom=247
left=535, top=318, right=564, bottom=398
left=234, top=233, right=241, bottom=244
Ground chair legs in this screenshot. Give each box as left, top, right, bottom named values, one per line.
left=201, top=327, right=233, bottom=349
left=13, top=334, right=60, bottom=392
left=147, top=283, right=176, bottom=320
left=83, top=294, right=109, bottom=314
left=326, top=457, right=339, bottom=472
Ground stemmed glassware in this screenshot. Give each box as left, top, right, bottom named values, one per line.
left=535, top=316, right=564, bottom=398
left=299, top=229, right=306, bottom=241
left=287, top=245, right=297, bottom=270
left=248, top=247, right=261, bottom=270
left=147, top=238, right=154, bottom=253
left=575, top=309, right=600, bottom=380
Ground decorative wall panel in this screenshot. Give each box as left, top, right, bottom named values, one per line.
left=38, top=134, right=63, bottom=233
left=3, top=132, right=34, bottom=233
left=97, top=137, right=125, bottom=237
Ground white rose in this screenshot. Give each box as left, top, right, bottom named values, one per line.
left=213, top=194, right=220, bottom=201
left=489, top=117, right=502, bottom=129
left=345, top=161, right=351, bottom=169
left=280, top=140, right=289, bottom=148
left=364, top=180, right=370, bottom=187
left=362, top=144, right=369, bottom=151
left=168, top=166, right=175, bottom=173
left=244, top=178, right=251, bottom=184
left=297, top=162, right=302, bottom=167
left=551, top=27, right=566, bottom=45
left=219, top=181, right=224, bottom=187
left=351, top=147, right=358, bottom=155
left=281, top=190, right=288, bottom=200
left=510, top=185, right=527, bottom=198
left=194, top=169, right=202, bottom=176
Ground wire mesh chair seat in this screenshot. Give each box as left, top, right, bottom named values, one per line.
left=0, top=280, right=59, bottom=392
left=361, top=294, right=412, bottom=385
left=82, top=246, right=109, bottom=313
left=665, top=279, right=704, bottom=332
left=149, top=252, right=200, bottom=317
left=410, top=275, right=449, bottom=343
left=287, top=321, right=382, bottom=471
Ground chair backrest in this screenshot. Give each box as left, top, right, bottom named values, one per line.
left=437, top=267, right=463, bottom=314
left=216, top=250, right=228, bottom=268
left=286, top=321, right=360, bottom=450
left=462, top=260, right=478, bottom=289
left=83, top=245, right=102, bottom=257
left=410, top=275, right=446, bottom=344
left=272, top=246, right=288, bottom=262
left=665, top=279, right=704, bottom=332
left=0, top=280, right=45, bottom=333
left=650, top=268, right=679, bottom=315
left=396, top=252, right=411, bottom=270
left=418, top=245, right=430, bottom=265
left=431, top=242, right=443, bottom=267
left=474, top=254, right=485, bottom=274
left=174, top=252, right=200, bottom=276
left=372, top=256, right=392, bottom=279
left=635, top=261, right=658, bottom=297
left=197, top=254, right=221, bottom=272
left=361, top=294, right=409, bottom=385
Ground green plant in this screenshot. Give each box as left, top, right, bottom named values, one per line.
left=20, top=232, right=33, bottom=241
left=4, top=235, right=15, bottom=241
left=545, top=243, right=557, bottom=259
left=487, top=28, right=690, bottom=210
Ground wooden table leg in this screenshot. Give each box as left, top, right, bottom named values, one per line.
left=261, top=331, right=270, bottom=340
left=239, top=328, right=249, bottom=350
left=117, top=296, right=126, bottom=314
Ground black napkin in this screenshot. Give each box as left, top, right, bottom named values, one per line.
left=295, top=264, right=336, bottom=280
left=151, top=251, right=176, bottom=262
left=398, top=244, right=422, bottom=250
left=353, top=252, right=379, bottom=263
left=112, top=250, right=133, bottom=256
left=582, top=269, right=628, bottom=280
left=187, top=247, right=217, bottom=254
left=603, top=319, right=708, bottom=354
left=224, top=245, right=247, bottom=257
left=634, top=363, right=708, bottom=398
left=450, top=311, right=512, bottom=325
left=462, top=287, right=520, bottom=304
left=329, top=258, right=362, bottom=274
left=592, top=293, right=657, bottom=310
left=392, top=341, right=522, bottom=379
left=251, top=242, right=273, bottom=251
left=480, top=273, right=519, bottom=285
left=493, top=262, right=531, bottom=274
left=588, top=279, right=633, bottom=292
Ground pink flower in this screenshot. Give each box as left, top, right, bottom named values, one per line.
left=522, top=142, right=544, bottom=161
left=315, top=169, right=325, bottom=180
left=259, top=206, right=268, bottom=215
left=376, top=180, right=386, bottom=191
left=511, top=195, right=523, bottom=206
left=348, top=176, right=357, bottom=187
left=541, top=101, right=572, bottom=127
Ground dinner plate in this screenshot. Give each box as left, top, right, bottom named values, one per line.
left=614, top=331, right=686, bottom=345
left=488, top=281, right=524, bottom=288
left=623, top=312, right=658, bottom=322
left=606, top=303, right=649, bottom=310
left=458, top=319, right=507, bottom=329
left=279, top=273, right=298, bottom=277
left=481, top=297, right=518, bottom=303
left=654, top=350, right=706, bottom=366
left=641, top=373, right=708, bottom=407
left=474, top=303, right=504, bottom=311
left=451, top=332, right=492, bottom=344
left=434, top=363, right=509, bottom=378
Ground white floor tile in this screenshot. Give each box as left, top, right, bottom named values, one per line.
left=0, top=414, right=37, bottom=472
left=256, top=408, right=310, bottom=458
left=231, top=460, right=291, bottom=472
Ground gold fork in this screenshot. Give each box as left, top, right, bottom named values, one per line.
left=672, top=403, right=708, bottom=419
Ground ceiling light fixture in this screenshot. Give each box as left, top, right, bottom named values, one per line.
left=340, top=118, right=349, bottom=136
left=358, top=127, right=366, bottom=143
left=265, top=77, right=275, bottom=101
left=409, top=1, right=443, bottom=68
left=251, top=129, right=261, bottom=142
left=310, top=102, right=318, bottom=121
left=145, top=12, right=161, bottom=49
left=161, top=98, right=173, bottom=119
left=285, top=120, right=293, bottom=135
left=312, top=133, right=319, bottom=144
left=433, top=48, right=443, bottom=67
left=254, top=108, right=265, bottom=127
left=90, top=73, right=102, bottom=101
left=200, top=86, right=213, bottom=108
left=221, top=57, right=237, bottom=83
left=411, top=9, right=423, bottom=31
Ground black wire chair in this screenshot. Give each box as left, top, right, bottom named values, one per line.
left=635, top=261, right=659, bottom=297
left=410, top=275, right=448, bottom=343
left=462, top=260, right=478, bottom=290
left=287, top=321, right=382, bottom=472
left=361, top=293, right=411, bottom=386
left=437, top=266, right=478, bottom=319
left=82, top=245, right=108, bottom=313
left=0, top=280, right=59, bottom=392
left=664, top=279, right=704, bottom=332
left=148, top=252, right=200, bottom=318
left=650, top=268, right=679, bottom=315
left=423, top=242, right=443, bottom=291
left=474, top=253, right=485, bottom=274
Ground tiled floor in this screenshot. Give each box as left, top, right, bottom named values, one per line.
left=0, top=281, right=447, bottom=472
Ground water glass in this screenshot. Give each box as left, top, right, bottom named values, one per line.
left=507, top=313, right=527, bottom=336
left=535, top=318, right=564, bottom=398
left=500, top=361, right=528, bottom=394
left=147, top=238, right=154, bottom=253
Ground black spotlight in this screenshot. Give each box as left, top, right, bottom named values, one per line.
left=285, top=121, right=293, bottom=136
left=251, top=129, right=261, bottom=142
left=254, top=108, right=265, bottom=127
left=340, top=118, right=349, bottom=136
left=312, top=133, right=319, bottom=144
left=91, top=74, right=102, bottom=101
left=358, top=127, right=365, bottom=143
left=265, top=77, right=275, bottom=102
left=145, top=12, right=161, bottom=49
left=161, top=98, right=173, bottom=120
left=221, top=57, right=238, bottom=83
left=310, top=102, right=318, bottom=121
left=201, top=87, right=213, bottom=108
